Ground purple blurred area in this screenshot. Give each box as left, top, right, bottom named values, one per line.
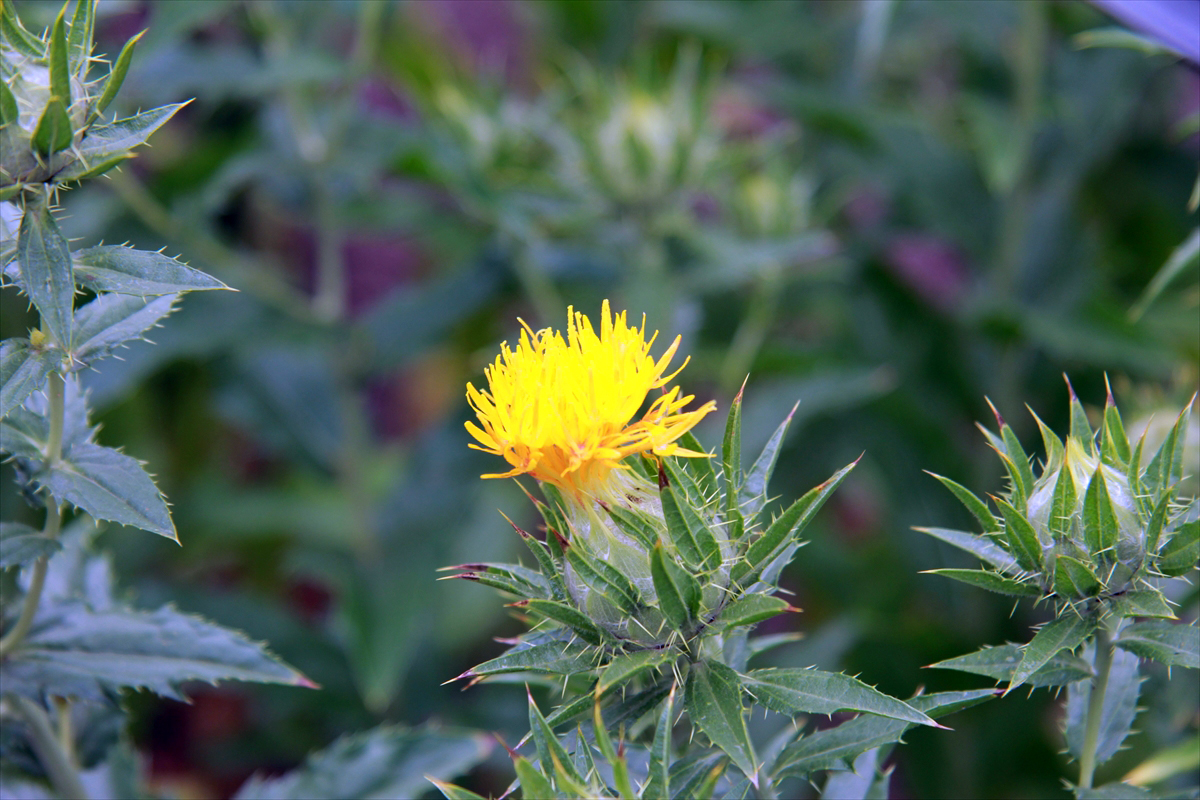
left=1090, top=0, right=1200, bottom=63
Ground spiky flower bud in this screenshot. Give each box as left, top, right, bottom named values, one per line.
left=2, top=1, right=182, bottom=198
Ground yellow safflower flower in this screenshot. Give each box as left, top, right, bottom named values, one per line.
left=466, top=300, right=716, bottom=503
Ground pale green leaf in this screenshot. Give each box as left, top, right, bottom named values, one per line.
left=70, top=293, right=177, bottom=367
left=1008, top=614, right=1097, bottom=692
left=597, top=647, right=674, bottom=697
left=0, top=340, right=59, bottom=419
left=644, top=682, right=677, bottom=800
left=18, top=200, right=74, bottom=348
left=742, top=668, right=937, bottom=726
left=32, top=99, right=73, bottom=158
left=58, top=104, right=188, bottom=182
left=67, top=0, right=96, bottom=80
left=72, top=247, right=228, bottom=296
left=1083, top=468, right=1119, bottom=559
left=929, top=643, right=1094, bottom=687
left=739, top=402, right=797, bottom=519
left=88, top=31, right=145, bottom=125
left=234, top=724, right=491, bottom=800
left=915, top=526, right=1017, bottom=571
left=686, top=659, right=758, bottom=782
left=0, top=522, right=62, bottom=569
left=922, top=568, right=1041, bottom=597
left=48, top=8, right=70, bottom=108
left=42, top=441, right=176, bottom=540
left=714, top=592, right=794, bottom=629
left=457, top=639, right=597, bottom=680
left=1116, top=621, right=1199, bottom=669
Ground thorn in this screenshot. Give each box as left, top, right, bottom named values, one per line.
left=443, top=668, right=476, bottom=685
left=1063, top=373, right=1077, bottom=401
left=1103, top=374, right=1115, bottom=408
left=550, top=526, right=569, bottom=549
left=734, top=375, right=748, bottom=405
left=984, top=396, right=1005, bottom=428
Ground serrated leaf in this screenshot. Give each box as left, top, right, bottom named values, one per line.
left=715, top=592, right=794, bottom=629
left=1158, top=521, right=1199, bottom=577
left=999, top=424, right=1035, bottom=504
left=597, top=647, right=674, bottom=697
left=528, top=691, right=584, bottom=788
left=926, top=472, right=1000, bottom=532
left=88, top=31, right=145, bottom=126
left=659, top=477, right=715, bottom=571
left=1055, top=555, right=1101, bottom=598
left=739, top=402, right=797, bottom=520
left=995, top=498, right=1043, bottom=573
left=650, top=541, right=701, bottom=632
left=604, top=502, right=661, bottom=550
left=459, top=639, right=597, bottom=680
left=722, top=387, right=745, bottom=541
left=48, top=8, right=71, bottom=108
left=521, top=599, right=602, bottom=646
left=70, top=293, right=177, bottom=367
left=687, top=659, right=757, bottom=783
left=61, top=103, right=187, bottom=181
left=564, top=542, right=641, bottom=614
left=72, top=247, right=228, bottom=296
left=1116, top=621, right=1199, bottom=668
left=1066, top=646, right=1141, bottom=765
left=922, top=568, right=1041, bottom=597
left=0, top=522, right=62, bottom=569
left=915, top=527, right=1018, bottom=572
left=928, top=643, right=1094, bottom=687
left=0, top=406, right=47, bottom=458
left=1068, top=385, right=1096, bottom=458
left=743, top=668, right=937, bottom=726
left=772, top=689, right=997, bottom=779
left=1102, top=397, right=1132, bottom=466
left=67, top=0, right=96, bottom=80
left=734, top=459, right=857, bottom=586
left=0, top=340, right=59, bottom=419
left=512, top=755, right=554, bottom=800
left=1144, top=402, right=1193, bottom=495
left=18, top=199, right=75, bottom=348
left=644, top=682, right=677, bottom=800
left=1008, top=613, right=1096, bottom=693
left=1109, top=590, right=1175, bottom=620
left=42, top=441, right=175, bottom=539
left=1083, top=468, right=1120, bottom=559
left=32, top=98, right=74, bottom=157
left=234, top=725, right=490, bottom=800
left=1, top=601, right=311, bottom=702
left=1049, top=466, right=1078, bottom=542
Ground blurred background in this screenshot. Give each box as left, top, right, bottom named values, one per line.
left=1, top=0, right=1197, bottom=797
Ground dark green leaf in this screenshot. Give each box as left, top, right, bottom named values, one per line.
left=1109, top=590, right=1174, bottom=619
left=1032, top=409, right=1065, bottom=473
left=67, top=0, right=96, bottom=80
left=0, top=79, right=17, bottom=128
left=1144, top=493, right=1172, bottom=556
left=925, top=472, right=1000, bottom=532
left=1054, top=555, right=1101, bottom=598
left=508, top=522, right=565, bottom=601
left=686, top=659, right=757, bottom=782
left=32, top=98, right=74, bottom=157
left=1144, top=402, right=1193, bottom=495
left=915, top=527, right=1018, bottom=572
left=604, top=503, right=661, bottom=551
left=739, top=402, right=797, bottom=520
left=57, top=103, right=188, bottom=182
left=677, top=430, right=718, bottom=498
left=1068, top=383, right=1096, bottom=458
left=650, top=541, right=701, bottom=632
left=1, top=2, right=43, bottom=57
left=88, top=31, right=145, bottom=125
left=564, top=542, right=641, bottom=614
left=512, top=755, right=554, bottom=800
left=644, top=682, right=677, bottom=800
left=234, top=724, right=491, bottom=800
left=722, top=387, right=745, bottom=541
left=521, top=599, right=603, bottom=645
left=1, top=601, right=311, bottom=702
left=1101, top=395, right=1132, bottom=466
left=743, top=668, right=937, bottom=726
left=922, top=568, right=1041, bottom=597
left=1158, top=521, right=1199, bottom=577
left=0, top=522, right=62, bottom=569
left=42, top=441, right=176, bottom=540
left=1083, top=468, right=1119, bottom=559
left=928, top=643, right=1094, bottom=687
left=659, top=478, right=717, bottom=571
left=597, top=647, right=675, bottom=696
left=772, top=690, right=997, bottom=778
left=70, top=293, right=177, bottom=367
left=447, top=562, right=550, bottom=599
left=999, top=423, right=1035, bottom=505
left=1116, top=621, right=1199, bottom=668
left=18, top=199, right=75, bottom=348
left=1049, top=466, right=1077, bottom=542
left=527, top=690, right=584, bottom=787
left=0, top=340, right=59, bottom=419
left=1066, top=647, right=1141, bottom=766
left=1008, top=613, right=1096, bottom=692
left=72, top=246, right=228, bottom=296
left=734, top=459, right=857, bottom=586
left=48, top=8, right=71, bottom=107
left=995, top=498, right=1043, bottom=574
left=458, top=639, right=597, bottom=680
left=714, top=592, right=794, bottom=629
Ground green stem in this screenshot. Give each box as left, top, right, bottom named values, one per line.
left=719, top=261, right=782, bottom=393
left=53, top=695, right=76, bottom=767
left=8, top=694, right=89, bottom=800
left=1078, top=624, right=1116, bottom=790
left=0, top=371, right=66, bottom=658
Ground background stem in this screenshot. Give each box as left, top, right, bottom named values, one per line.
left=9, top=695, right=89, bottom=800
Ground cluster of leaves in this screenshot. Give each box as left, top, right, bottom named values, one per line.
left=440, top=393, right=999, bottom=798
left=919, top=385, right=1198, bottom=798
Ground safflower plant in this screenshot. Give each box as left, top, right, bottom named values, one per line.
left=919, top=381, right=1199, bottom=798
left=436, top=302, right=997, bottom=800
left=1, top=2, right=311, bottom=796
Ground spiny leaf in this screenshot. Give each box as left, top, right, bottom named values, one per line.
left=604, top=502, right=661, bottom=550
left=506, top=516, right=566, bottom=601
left=512, top=755, right=553, bottom=800
left=1115, top=621, right=1199, bottom=669
left=72, top=246, right=228, bottom=296
left=1007, top=613, right=1096, bottom=693
left=48, top=7, right=71, bottom=110
left=59, top=103, right=187, bottom=182
left=67, top=0, right=97, bottom=81
left=1082, top=468, right=1119, bottom=560
left=597, top=647, right=674, bottom=697
left=714, top=592, right=795, bottom=629
left=739, top=401, right=798, bottom=520
left=677, top=430, right=718, bottom=498
left=926, top=472, right=999, bottom=533
left=528, top=689, right=583, bottom=787
left=644, top=682, right=677, bottom=800
left=922, top=568, right=1041, bottom=597
left=742, top=668, right=939, bottom=727
left=928, top=643, right=1093, bottom=687
left=1054, top=555, right=1101, bottom=599
left=32, top=98, right=74, bottom=158
left=0, top=340, right=60, bottom=419
left=686, top=659, right=758, bottom=784
left=1066, top=377, right=1096, bottom=458
left=650, top=541, right=702, bottom=632
left=88, top=30, right=146, bottom=125
left=43, top=441, right=175, bottom=540
left=1049, top=465, right=1077, bottom=542
left=1030, top=407, right=1065, bottom=472
left=1143, top=400, right=1194, bottom=495
left=1066, top=647, right=1141, bottom=766
left=1108, top=590, right=1174, bottom=620
left=995, top=497, right=1043, bottom=574
left=734, top=458, right=857, bottom=586
left=1143, top=493, right=1172, bottom=556
left=915, top=527, right=1018, bottom=572
left=520, top=599, right=603, bottom=646
left=723, top=382, right=745, bottom=528
left=1, top=1, right=43, bottom=57
left=18, top=197, right=75, bottom=348
left=998, top=418, right=1035, bottom=504
left=1101, top=385, right=1132, bottom=466
left=1157, top=521, right=1198, bottom=577
left=71, top=293, right=178, bottom=368
left=659, top=468, right=719, bottom=571
left=453, top=639, right=596, bottom=681
left=564, top=542, right=641, bottom=614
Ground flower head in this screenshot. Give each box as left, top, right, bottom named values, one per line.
left=466, top=301, right=716, bottom=502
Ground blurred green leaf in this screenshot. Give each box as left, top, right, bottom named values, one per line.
left=1066, top=647, right=1141, bottom=766
left=234, top=725, right=491, bottom=800
left=0, top=522, right=61, bottom=569
left=1116, top=621, right=1199, bottom=669
left=0, top=340, right=59, bottom=419
left=928, top=643, right=1094, bottom=687
left=1158, top=521, right=1199, bottom=577
left=922, top=568, right=1041, bottom=597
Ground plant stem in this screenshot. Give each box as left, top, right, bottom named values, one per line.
left=719, top=261, right=782, bottom=393
left=0, top=371, right=66, bottom=658
left=53, top=695, right=76, bottom=767
left=8, top=694, right=89, bottom=800
left=1078, top=624, right=1116, bottom=790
